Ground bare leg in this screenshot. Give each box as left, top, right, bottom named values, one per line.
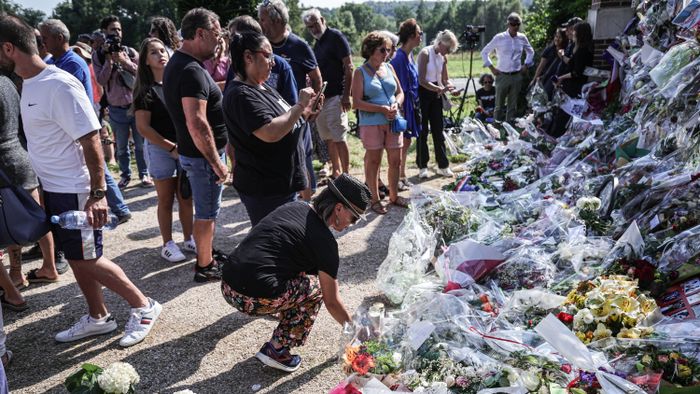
left=336, top=140, right=350, bottom=174
left=30, top=188, right=58, bottom=279
left=153, top=178, right=177, bottom=245
left=175, top=186, right=194, bottom=241
left=400, top=137, right=411, bottom=179
left=0, top=256, right=24, bottom=306
left=387, top=148, right=402, bottom=202
left=327, top=140, right=341, bottom=178
left=364, top=149, right=384, bottom=203
left=194, top=220, right=215, bottom=267
left=70, top=256, right=148, bottom=318
left=6, top=246, right=26, bottom=287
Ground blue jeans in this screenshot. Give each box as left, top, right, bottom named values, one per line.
left=105, top=163, right=130, bottom=217
left=239, top=192, right=296, bottom=226
left=109, top=105, right=147, bottom=180
left=179, top=153, right=225, bottom=220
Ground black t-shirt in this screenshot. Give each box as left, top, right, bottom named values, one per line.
left=556, top=42, right=575, bottom=76
left=475, top=88, right=495, bottom=110
left=314, top=28, right=351, bottom=98
left=272, top=33, right=317, bottom=90
left=222, top=201, right=339, bottom=298
left=541, top=44, right=556, bottom=63
left=162, top=51, right=228, bottom=158
left=563, top=47, right=593, bottom=97
left=133, top=84, right=177, bottom=142
left=223, top=80, right=307, bottom=196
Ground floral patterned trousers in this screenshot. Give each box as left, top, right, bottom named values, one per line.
left=221, top=274, right=323, bottom=348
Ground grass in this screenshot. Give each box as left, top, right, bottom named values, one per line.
left=351, top=51, right=489, bottom=80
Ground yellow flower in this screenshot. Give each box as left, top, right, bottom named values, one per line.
left=576, top=332, right=587, bottom=343
left=622, top=315, right=637, bottom=327
left=641, top=355, right=652, bottom=364
left=670, top=352, right=680, bottom=360
left=678, top=364, right=692, bottom=378
left=593, top=323, right=612, bottom=340
left=618, top=328, right=640, bottom=339
left=611, top=296, right=640, bottom=314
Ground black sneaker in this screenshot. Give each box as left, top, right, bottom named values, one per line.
left=193, top=260, right=222, bottom=282
left=55, top=251, right=70, bottom=275
left=21, top=244, right=41, bottom=260
left=255, top=342, right=301, bottom=372
left=212, top=248, right=229, bottom=263
left=116, top=213, right=132, bottom=225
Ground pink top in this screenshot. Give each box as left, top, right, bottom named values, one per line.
left=203, top=56, right=231, bottom=83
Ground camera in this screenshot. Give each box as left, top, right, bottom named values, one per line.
left=105, top=34, right=124, bottom=54
left=460, top=25, right=486, bottom=49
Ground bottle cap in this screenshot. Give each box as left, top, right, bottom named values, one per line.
left=50, top=215, right=60, bottom=224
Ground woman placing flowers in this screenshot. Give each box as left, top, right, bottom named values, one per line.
left=221, top=174, right=371, bottom=372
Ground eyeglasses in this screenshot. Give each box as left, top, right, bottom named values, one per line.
left=208, top=29, right=224, bottom=39
left=379, top=47, right=391, bottom=54
left=344, top=205, right=360, bottom=224
left=253, top=50, right=274, bottom=63
left=418, top=31, right=423, bottom=36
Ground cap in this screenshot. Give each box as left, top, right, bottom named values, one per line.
left=561, top=17, right=583, bottom=28
left=71, top=42, right=92, bottom=60
left=327, top=174, right=371, bottom=218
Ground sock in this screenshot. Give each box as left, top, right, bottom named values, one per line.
left=91, top=314, right=110, bottom=323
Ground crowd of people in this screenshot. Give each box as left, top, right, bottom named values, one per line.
left=0, top=2, right=595, bottom=384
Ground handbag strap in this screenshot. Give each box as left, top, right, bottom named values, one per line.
left=364, top=63, right=395, bottom=104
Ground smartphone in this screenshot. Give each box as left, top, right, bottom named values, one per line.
left=312, top=81, right=328, bottom=111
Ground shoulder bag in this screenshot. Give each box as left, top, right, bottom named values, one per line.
left=0, top=169, right=50, bottom=248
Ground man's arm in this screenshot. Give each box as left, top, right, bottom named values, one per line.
left=523, top=35, right=535, bottom=68
left=308, top=67, right=323, bottom=92
left=92, top=52, right=112, bottom=86
left=341, top=55, right=354, bottom=112
left=481, top=35, right=500, bottom=75
left=182, top=98, right=228, bottom=182
left=78, top=130, right=108, bottom=228
left=116, top=48, right=138, bottom=74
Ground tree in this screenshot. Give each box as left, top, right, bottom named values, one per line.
left=0, top=0, right=45, bottom=26
left=524, top=0, right=590, bottom=50
left=329, top=10, right=358, bottom=52
left=339, top=3, right=375, bottom=37
left=416, top=0, right=427, bottom=26
left=175, top=0, right=257, bottom=25
left=286, top=0, right=304, bottom=36
left=394, top=5, right=414, bottom=29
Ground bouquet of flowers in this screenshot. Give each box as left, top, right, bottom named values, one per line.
left=64, top=362, right=140, bottom=394
left=563, top=276, right=658, bottom=343
left=635, top=348, right=700, bottom=387
left=342, top=340, right=401, bottom=376
left=575, top=196, right=612, bottom=235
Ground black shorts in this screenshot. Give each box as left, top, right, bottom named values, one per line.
left=43, top=191, right=103, bottom=261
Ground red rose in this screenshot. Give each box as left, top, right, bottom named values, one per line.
left=557, top=312, right=574, bottom=325
left=561, top=364, right=572, bottom=374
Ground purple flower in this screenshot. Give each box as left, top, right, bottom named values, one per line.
left=455, top=376, right=470, bottom=388
left=580, top=371, right=596, bottom=386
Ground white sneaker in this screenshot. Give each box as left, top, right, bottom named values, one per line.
left=419, top=168, right=429, bottom=179
left=119, top=298, right=162, bottom=347
left=161, top=241, right=186, bottom=263
left=55, top=314, right=117, bottom=342
left=182, top=238, right=197, bottom=254
left=436, top=167, right=454, bottom=177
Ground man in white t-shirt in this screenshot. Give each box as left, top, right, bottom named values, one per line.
left=0, top=14, right=161, bottom=348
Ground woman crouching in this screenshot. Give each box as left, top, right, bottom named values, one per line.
left=221, top=174, right=371, bottom=372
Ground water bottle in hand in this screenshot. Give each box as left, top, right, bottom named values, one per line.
left=50, top=211, right=119, bottom=230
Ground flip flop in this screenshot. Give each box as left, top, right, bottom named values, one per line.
left=26, top=268, right=59, bottom=284
left=0, top=294, right=28, bottom=312
left=371, top=201, right=388, bottom=215
left=12, top=278, right=29, bottom=290
left=390, top=196, right=411, bottom=209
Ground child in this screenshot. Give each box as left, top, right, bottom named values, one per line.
left=475, top=74, right=495, bottom=123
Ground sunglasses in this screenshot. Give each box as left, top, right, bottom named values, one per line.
left=509, top=21, right=521, bottom=26
left=379, top=47, right=392, bottom=54
left=345, top=205, right=360, bottom=224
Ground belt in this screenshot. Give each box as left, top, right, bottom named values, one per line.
left=110, top=104, right=130, bottom=109
left=498, top=70, right=520, bottom=75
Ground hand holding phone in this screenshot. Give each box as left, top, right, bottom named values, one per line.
left=312, top=81, right=328, bottom=112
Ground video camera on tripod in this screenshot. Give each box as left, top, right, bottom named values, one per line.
left=460, top=25, right=486, bottom=50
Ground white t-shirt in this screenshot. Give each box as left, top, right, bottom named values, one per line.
left=20, top=66, right=100, bottom=193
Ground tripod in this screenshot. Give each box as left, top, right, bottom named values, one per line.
left=450, top=40, right=480, bottom=126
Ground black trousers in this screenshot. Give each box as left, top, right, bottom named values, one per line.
left=417, top=86, right=449, bottom=169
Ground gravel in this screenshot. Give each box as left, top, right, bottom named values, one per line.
left=4, top=168, right=448, bottom=393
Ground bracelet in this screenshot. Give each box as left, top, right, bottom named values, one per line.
left=169, top=144, right=177, bottom=152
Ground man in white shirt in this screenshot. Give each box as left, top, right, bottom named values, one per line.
left=480, top=13, right=534, bottom=122
left=0, top=14, right=161, bottom=348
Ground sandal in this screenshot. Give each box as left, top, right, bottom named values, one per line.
left=390, top=196, right=410, bottom=209
left=0, top=294, right=28, bottom=312
left=26, top=268, right=59, bottom=284
left=12, top=278, right=29, bottom=290
left=371, top=201, right=388, bottom=215
left=398, top=179, right=410, bottom=192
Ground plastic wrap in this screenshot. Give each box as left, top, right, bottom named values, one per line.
left=482, top=246, right=556, bottom=292
left=376, top=208, right=437, bottom=305
left=649, top=41, right=700, bottom=89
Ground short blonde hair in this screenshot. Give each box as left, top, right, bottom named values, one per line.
left=433, top=29, right=458, bottom=54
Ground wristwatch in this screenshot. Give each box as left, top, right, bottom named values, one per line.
left=90, top=188, right=106, bottom=199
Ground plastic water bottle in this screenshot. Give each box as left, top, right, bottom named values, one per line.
left=50, top=211, right=119, bottom=230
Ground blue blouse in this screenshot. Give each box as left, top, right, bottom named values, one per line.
left=390, top=47, right=421, bottom=137
left=358, top=63, right=397, bottom=126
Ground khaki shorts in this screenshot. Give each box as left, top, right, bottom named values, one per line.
left=315, top=95, right=349, bottom=142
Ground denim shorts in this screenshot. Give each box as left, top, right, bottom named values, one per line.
left=179, top=152, right=225, bottom=220
left=146, top=141, right=180, bottom=180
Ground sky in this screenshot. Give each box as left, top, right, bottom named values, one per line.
left=21, top=0, right=391, bottom=16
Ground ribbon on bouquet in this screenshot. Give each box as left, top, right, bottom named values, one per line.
left=467, top=326, right=533, bottom=351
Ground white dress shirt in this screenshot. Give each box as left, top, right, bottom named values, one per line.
left=480, top=31, right=535, bottom=73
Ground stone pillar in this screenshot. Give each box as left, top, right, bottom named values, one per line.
left=588, top=0, right=635, bottom=69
